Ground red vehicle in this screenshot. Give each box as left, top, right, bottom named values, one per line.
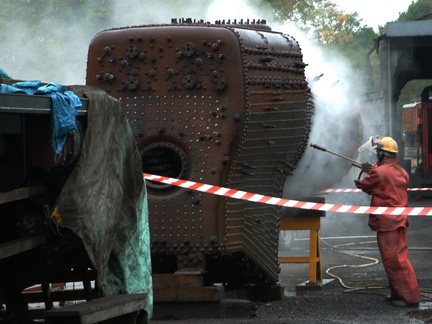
left=404, top=85, right=432, bottom=192
left=419, top=86, right=432, bottom=179
left=402, top=100, right=421, bottom=147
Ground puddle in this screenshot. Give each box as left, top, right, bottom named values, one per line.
left=408, top=302, right=432, bottom=322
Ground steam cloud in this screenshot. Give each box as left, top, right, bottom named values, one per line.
left=281, top=26, right=365, bottom=199
left=1, top=0, right=375, bottom=198
left=1, top=0, right=266, bottom=84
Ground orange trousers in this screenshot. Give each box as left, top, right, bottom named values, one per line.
left=377, top=228, right=421, bottom=303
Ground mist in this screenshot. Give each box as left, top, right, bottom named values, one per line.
left=1, top=0, right=267, bottom=84
left=0, top=0, right=375, bottom=197
left=281, top=25, right=365, bottom=199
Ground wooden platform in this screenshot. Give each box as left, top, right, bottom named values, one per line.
left=44, top=293, right=148, bottom=324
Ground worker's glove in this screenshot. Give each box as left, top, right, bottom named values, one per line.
left=361, top=162, right=373, bottom=174
left=354, top=179, right=362, bottom=189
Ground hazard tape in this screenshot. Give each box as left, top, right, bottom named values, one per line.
left=143, top=173, right=432, bottom=216
left=321, top=189, right=361, bottom=193
left=321, top=188, right=432, bottom=193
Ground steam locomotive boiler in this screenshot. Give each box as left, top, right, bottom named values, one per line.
left=86, top=19, right=314, bottom=290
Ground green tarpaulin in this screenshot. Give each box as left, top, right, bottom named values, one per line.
left=52, top=85, right=153, bottom=321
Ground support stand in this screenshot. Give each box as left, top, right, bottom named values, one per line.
left=278, top=216, right=322, bottom=284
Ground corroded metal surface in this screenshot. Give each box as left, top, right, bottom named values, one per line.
left=86, top=20, right=313, bottom=285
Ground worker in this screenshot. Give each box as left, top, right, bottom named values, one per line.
left=354, top=136, right=421, bottom=307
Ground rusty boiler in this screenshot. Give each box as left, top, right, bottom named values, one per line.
left=86, top=18, right=313, bottom=288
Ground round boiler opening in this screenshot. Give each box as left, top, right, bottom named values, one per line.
left=142, top=142, right=188, bottom=192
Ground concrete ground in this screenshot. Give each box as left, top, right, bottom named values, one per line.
left=151, top=174, right=432, bottom=324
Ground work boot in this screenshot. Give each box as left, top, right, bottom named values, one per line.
left=391, top=300, right=419, bottom=307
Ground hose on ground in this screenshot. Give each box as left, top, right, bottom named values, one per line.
left=320, top=236, right=432, bottom=300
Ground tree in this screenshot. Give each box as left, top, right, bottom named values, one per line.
left=398, top=0, right=432, bottom=21
left=252, top=0, right=379, bottom=92
left=254, top=0, right=365, bottom=44
left=0, top=0, right=379, bottom=89
left=256, top=0, right=336, bottom=29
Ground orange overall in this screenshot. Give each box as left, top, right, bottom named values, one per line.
left=355, top=156, right=421, bottom=304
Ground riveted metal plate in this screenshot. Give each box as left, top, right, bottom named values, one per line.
left=86, top=21, right=313, bottom=285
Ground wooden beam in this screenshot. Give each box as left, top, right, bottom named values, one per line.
left=0, top=235, right=45, bottom=259
left=44, top=293, right=148, bottom=324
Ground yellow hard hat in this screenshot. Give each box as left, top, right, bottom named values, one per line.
left=377, top=136, right=398, bottom=153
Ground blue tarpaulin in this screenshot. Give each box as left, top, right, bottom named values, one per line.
left=0, top=68, right=11, bottom=79
left=0, top=80, right=81, bottom=159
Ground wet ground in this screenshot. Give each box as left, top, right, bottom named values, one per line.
left=151, top=173, right=432, bottom=324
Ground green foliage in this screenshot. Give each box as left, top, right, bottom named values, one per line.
left=313, top=9, right=362, bottom=45
left=0, top=0, right=425, bottom=91
left=256, top=0, right=432, bottom=95
left=252, top=0, right=380, bottom=92
left=260, top=0, right=338, bottom=28
left=399, top=79, right=432, bottom=106
left=398, top=0, right=432, bottom=21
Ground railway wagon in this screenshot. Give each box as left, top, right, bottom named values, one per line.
left=0, top=82, right=152, bottom=322
left=402, top=101, right=421, bottom=147
left=410, top=86, right=432, bottom=192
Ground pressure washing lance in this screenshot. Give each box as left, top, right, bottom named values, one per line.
left=310, top=143, right=373, bottom=177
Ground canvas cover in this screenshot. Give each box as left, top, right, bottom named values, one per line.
left=52, top=85, right=153, bottom=318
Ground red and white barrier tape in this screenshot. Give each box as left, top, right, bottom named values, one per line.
left=321, top=189, right=361, bottom=193
left=321, top=188, right=432, bottom=193
left=143, top=173, right=432, bottom=216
